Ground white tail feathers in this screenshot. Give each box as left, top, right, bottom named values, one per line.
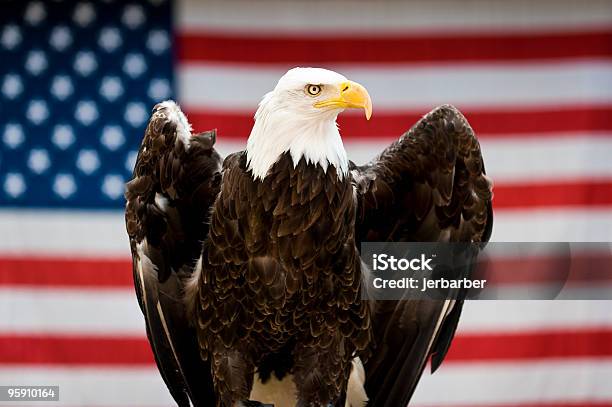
left=346, top=357, right=368, bottom=407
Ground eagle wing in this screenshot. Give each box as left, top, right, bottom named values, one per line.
left=351, top=105, right=493, bottom=406
left=125, top=102, right=223, bottom=406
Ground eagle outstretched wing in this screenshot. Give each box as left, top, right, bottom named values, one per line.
left=351, top=105, right=493, bottom=407
left=125, top=102, right=223, bottom=406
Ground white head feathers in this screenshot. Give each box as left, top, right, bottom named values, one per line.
left=246, top=67, right=352, bottom=180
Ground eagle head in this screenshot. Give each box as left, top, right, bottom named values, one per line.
left=246, top=67, right=372, bottom=180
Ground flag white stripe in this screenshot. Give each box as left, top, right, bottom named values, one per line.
left=178, top=61, right=612, bottom=110
left=216, top=136, right=612, bottom=181
left=178, top=0, right=612, bottom=33
left=0, top=210, right=129, bottom=257
left=459, top=301, right=612, bottom=333
left=411, top=360, right=612, bottom=405
left=2, top=288, right=611, bottom=335
left=480, top=136, right=612, bottom=183
left=0, top=367, right=173, bottom=407
left=0, top=288, right=144, bottom=335
left=492, top=208, right=612, bottom=242
left=191, top=138, right=612, bottom=217
left=352, top=137, right=612, bottom=183
left=1, top=208, right=611, bottom=255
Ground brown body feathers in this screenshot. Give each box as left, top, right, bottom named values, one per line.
left=126, top=103, right=492, bottom=407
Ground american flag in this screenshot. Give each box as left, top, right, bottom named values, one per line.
left=1, top=0, right=612, bottom=406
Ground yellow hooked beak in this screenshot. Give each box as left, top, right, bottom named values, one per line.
left=314, top=80, right=372, bottom=120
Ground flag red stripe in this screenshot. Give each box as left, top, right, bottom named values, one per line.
left=2, top=247, right=612, bottom=289
left=482, top=252, right=612, bottom=285
left=2, top=330, right=611, bottom=365
left=445, top=329, right=612, bottom=362
left=0, top=257, right=132, bottom=289
left=178, top=30, right=612, bottom=64
left=185, top=105, right=612, bottom=140
left=0, top=335, right=153, bottom=366
left=494, top=180, right=612, bottom=209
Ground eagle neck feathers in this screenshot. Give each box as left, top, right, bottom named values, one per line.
left=246, top=92, right=349, bottom=181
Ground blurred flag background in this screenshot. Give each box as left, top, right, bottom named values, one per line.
left=1, top=0, right=612, bottom=406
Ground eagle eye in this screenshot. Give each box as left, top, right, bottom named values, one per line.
left=306, top=84, right=322, bottom=96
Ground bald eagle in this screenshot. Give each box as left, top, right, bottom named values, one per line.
left=125, top=67, right=493, bottom=407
